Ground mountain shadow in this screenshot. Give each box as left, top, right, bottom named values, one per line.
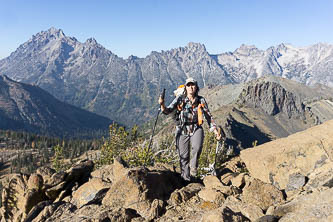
left=0, top=75, right=113, bottom=138
left=229, top=121, right=272, bottom=149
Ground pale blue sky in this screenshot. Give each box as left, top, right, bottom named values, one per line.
left=0, top=0, right=332, bottom=59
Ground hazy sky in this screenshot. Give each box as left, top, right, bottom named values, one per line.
left=0, top=0, right=332, bottom=59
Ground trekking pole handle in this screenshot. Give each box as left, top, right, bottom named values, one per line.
left=160, top=88, right=166, bottom=100
left=216, top=126, right=226, bottom=141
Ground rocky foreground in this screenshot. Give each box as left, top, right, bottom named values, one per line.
left=2, top=120, right=333, bottom=221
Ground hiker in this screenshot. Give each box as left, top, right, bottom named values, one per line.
left=159, top=77, right=221, bottom=182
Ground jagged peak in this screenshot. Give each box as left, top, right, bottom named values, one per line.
left=33, top=27, right=66, bottom=39
left=48, top=27, right=65, bottom=36
left=127, top=55, right=139, bottom=60
left=234, top=44, right=262, bottom=56
left=239, top=44, right=257, bottom=49
left=275, top=43, right=300, bottom=53
left=186, top=42, right=207, bottom=51
left=85, top=37, right=98, bottom=45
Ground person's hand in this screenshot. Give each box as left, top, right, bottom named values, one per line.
left=158, top=96, right=164, bottom=106
left=214, top=128, right=222, bottom=141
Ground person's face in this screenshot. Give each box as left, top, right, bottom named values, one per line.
left=186, top=82, right=197, bottom=95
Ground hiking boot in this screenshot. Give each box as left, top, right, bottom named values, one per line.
left=190, top=168, right=197, bottom=177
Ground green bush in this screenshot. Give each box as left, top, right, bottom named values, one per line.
left=198, top=131, right=216, bottom=175
left=52, top=144, right=66, bottom=172
left=198, top=131, right=231, bottom=176
left=97, top=123, right=129, bottom=167
left=122, top=143, right=154, bottom=166
left=97, top=124, right=179, bottom=168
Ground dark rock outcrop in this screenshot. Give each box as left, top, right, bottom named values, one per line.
left=237, top=81, right=305, bottom=118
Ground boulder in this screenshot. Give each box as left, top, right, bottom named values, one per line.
left=231, top=173, right=247, bottom=188
left=303, top=162, right=333, bottom=191
left=268, top=187, right=333, bottom=222
left=241, top=177, right=285, bottom=211
left=147, top=199, right=165, bottom=220
left=223, top=196, right=264, bottom=221
left=36, top=167, right=56, bottom=185
left=65, top=159, right=94, bottom=184
left=203, top=175, right=233, bottom=195
left=45, top=181, right=66, bottom=200
left=90, top=164, right=114, bottom=183
left=240, top=119, right=333, bottom=190
left=0, top=174, right=29, bottom=221
left=102, top=160, right=183, bottom=219
left=169, top=183, right=203, bottom=205
left=198, top=188, right=225, bottom=206
left=203, top=175, right=224, bottom=188
left=24, top=189, right=47, bottom=214
left=112, top=157, right=130, bottom=182
left=46, top=171, right=67, bottom=188
left=71, top=177, right=111, bottom=208
left=220, top=172, right=234, bottom=185
left=27, top=174, right=44, bottom=191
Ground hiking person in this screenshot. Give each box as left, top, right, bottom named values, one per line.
left=159, top=77, right=221, bottom=182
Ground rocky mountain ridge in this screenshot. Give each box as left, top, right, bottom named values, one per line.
left=2, top=119, right=333, bottom=221
left=1, top=28, right=333, bottom=126
left=0, top=75, right=112, bottom=137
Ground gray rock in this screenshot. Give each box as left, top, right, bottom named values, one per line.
left=269, top=187, right=333, bottom=222
left=286, top=173, right=307, bottom=191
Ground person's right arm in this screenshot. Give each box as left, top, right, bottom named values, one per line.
left=159, top=95, right=179, bottom=115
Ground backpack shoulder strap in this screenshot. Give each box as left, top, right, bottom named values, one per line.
left=177, top=95, right=186, bottom=111
left=197, top=96, right=205, bottom=126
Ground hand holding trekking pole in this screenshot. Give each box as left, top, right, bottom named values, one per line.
left=215, top=128, right=222, bottom=141
left=158, top=89, right=166, bottom=111
left=215, top=126, right=225, bottom=141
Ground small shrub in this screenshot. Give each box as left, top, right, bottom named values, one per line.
left=97, top=123, right=129, bottom=167
left=122, top=143, right=154, bottom=167
left=52, top=144, right=66, bottom=172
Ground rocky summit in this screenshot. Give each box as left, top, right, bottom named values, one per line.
left=1, top=28, right=333, bottom=126
left=1, top=120, right=333, bottom=221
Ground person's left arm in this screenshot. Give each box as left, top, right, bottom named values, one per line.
left=200, top=97, right=221, bottom=140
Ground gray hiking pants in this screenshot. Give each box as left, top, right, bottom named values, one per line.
left=176, top=127, right=204, bottom=181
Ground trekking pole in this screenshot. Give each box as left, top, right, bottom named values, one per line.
left=147, top=88, right=166, bottom=153
left=212, top=126, right=225, bottom=176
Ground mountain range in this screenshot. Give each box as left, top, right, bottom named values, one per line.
left=1, top=27, right=333, bottom=126
left=0, top=75, right=112, bottom=137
